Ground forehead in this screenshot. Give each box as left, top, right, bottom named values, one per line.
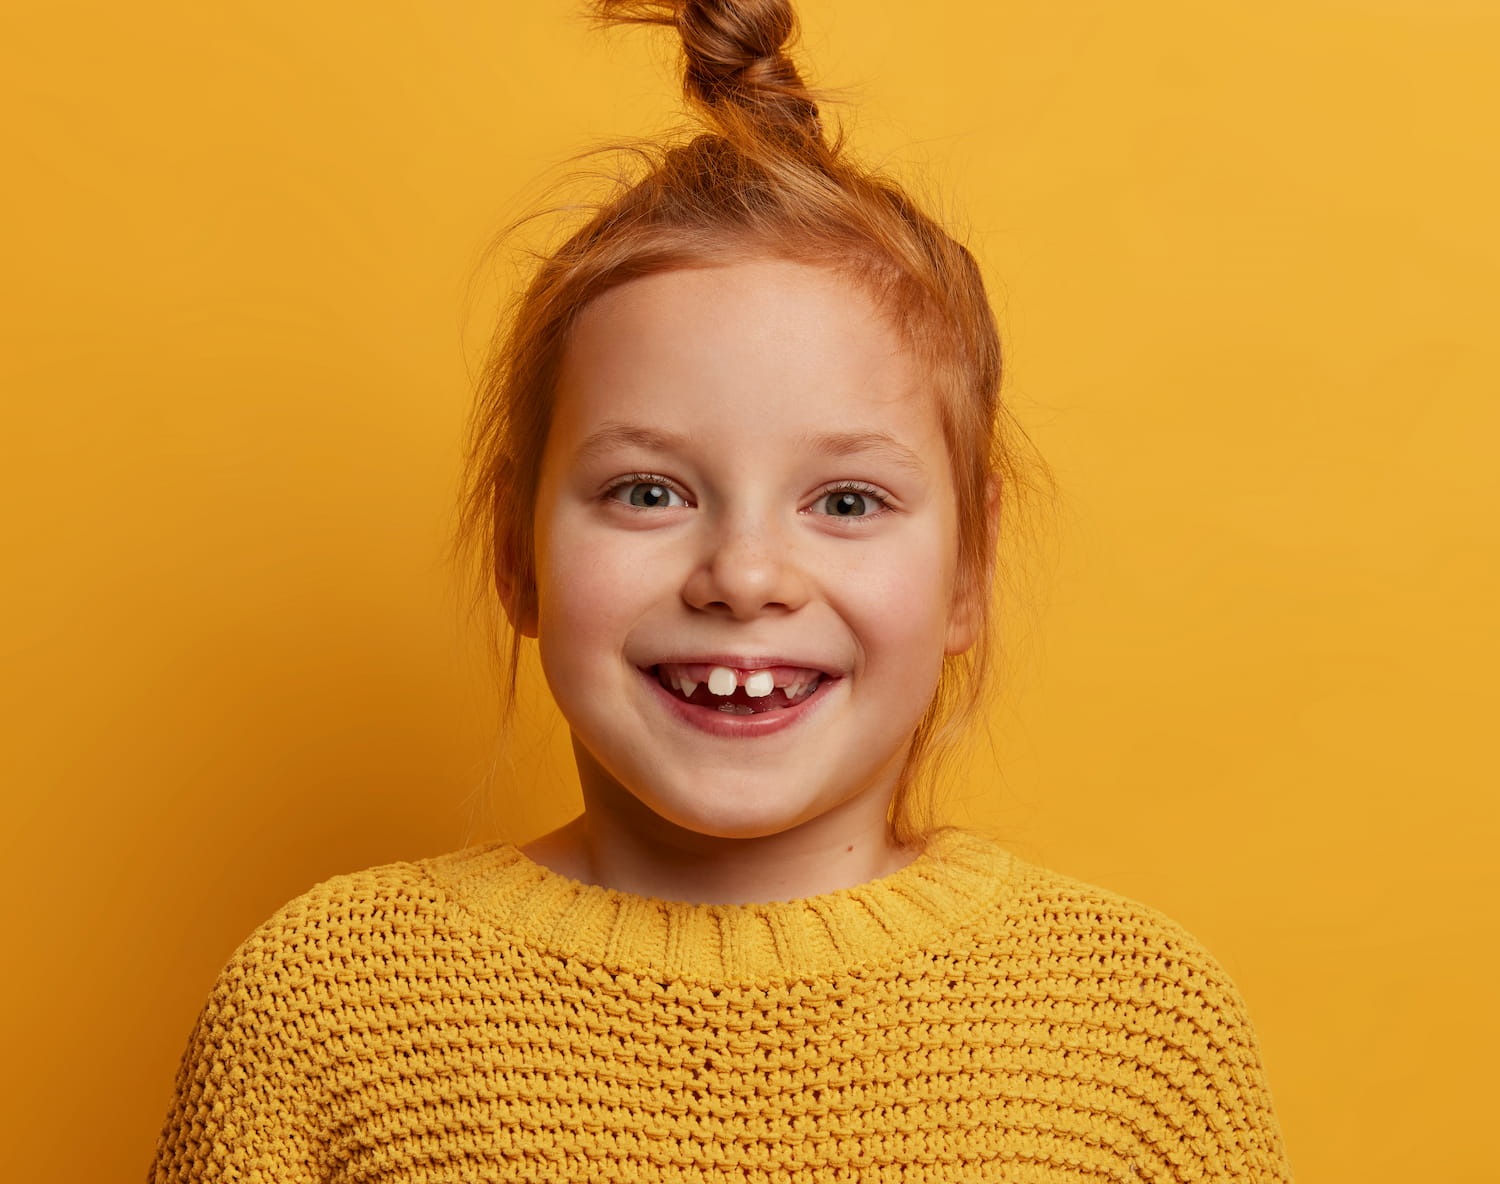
left=552, top=259, right=942, bottom=452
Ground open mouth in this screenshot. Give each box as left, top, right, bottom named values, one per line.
left=650, top=662, right=827, bottom=715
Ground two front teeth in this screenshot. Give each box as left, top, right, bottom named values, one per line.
left=655, top=664, right=822, bottom=703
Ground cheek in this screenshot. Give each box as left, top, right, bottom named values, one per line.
left=842, top=531, right=961, bottom=675
left=534, top=509, right=605, bottom=661
left=534, top=509, right=658, bottom=668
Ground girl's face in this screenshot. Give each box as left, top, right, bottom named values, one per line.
left=531, top=258, right=978, bottom=846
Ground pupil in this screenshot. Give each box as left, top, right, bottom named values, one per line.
left=830, top=492, right=865, bottom=516
left=632, top=483, right=668, bottom=508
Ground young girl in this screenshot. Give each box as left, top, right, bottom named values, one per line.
left=154, top=2, right=1292, bottom=1180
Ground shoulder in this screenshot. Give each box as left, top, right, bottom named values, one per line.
left=156, top=849, right=505, bottom=1178
left=233, top=855, right=434, bottom=952
left=947, top=833, right=1275, bottom=1079
left=208, top=845, right=506, bottom=1006
left=924, top=828, right=1266, bottom=1030
left=951, top=842, right=1293, bottom=1177
left=984, top=846, right=1250, bottom=999
left=1000, top=853, right=1266, bottom=1035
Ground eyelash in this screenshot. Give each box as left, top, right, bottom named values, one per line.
left=603, top=473, right=691, bottom=509
left=602, top=475, right=893, bottom=518
left=805, top=481, right=892, bottom=520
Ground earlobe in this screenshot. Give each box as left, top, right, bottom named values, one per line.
left=943, top=578, right=984, bottom=655
left=943, top=612, right=979, bottom=657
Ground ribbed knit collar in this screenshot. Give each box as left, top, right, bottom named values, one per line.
left=422, top=826, right=1016, bottom=984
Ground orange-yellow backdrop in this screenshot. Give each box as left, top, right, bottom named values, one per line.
left=4, top=1, right=1496, bottom=1179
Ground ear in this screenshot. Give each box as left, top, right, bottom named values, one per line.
left=944, top=475, right=1001, bottom=656
left=495, top=532, right=539, bottom=638
left=497, top=566, right=539, bottom=638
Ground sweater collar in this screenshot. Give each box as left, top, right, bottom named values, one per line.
left=422, top=826, right=1016, bottom=984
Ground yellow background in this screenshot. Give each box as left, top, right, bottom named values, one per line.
left=4, top=1, right=1496, bottom=1178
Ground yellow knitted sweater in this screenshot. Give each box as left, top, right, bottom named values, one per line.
left=152, top=827, right=1292, bottom=1183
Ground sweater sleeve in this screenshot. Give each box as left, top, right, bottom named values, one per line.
left=1142, top=921, right=1295, bottom=1182
left=150, top=914, right=326, bottom=1183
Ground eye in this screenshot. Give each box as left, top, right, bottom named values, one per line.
left=807, top=484, right=889, bottom=519
left=606, top=477, right=688, bottom=509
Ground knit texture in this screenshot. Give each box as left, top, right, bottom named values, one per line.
left=152, top=828, right=1293, bottom=1182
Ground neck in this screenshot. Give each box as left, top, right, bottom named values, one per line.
left=523, top=752, right=917, bottom=906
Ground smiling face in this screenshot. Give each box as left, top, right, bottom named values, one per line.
left=530, top=258, right=977, bottom=849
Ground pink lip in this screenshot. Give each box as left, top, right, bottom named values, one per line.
left=635, top=664, right=839, bottom=738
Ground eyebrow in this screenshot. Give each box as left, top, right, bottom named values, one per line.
left=573, top=422, right=690, bottom=463
left=572, top=422, right=927, bottom=477
left=802, top=430, right=928, bottom=477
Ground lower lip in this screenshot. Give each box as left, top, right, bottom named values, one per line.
left=637, top=667, right=837, bottom=738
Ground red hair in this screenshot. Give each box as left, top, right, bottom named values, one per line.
left=459, top=0, right=1038, bottom=845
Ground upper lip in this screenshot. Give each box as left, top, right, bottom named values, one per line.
left=640, top=655, right=843, bottom=677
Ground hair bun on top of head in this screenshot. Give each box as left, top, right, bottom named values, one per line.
left=594, top=0, right=822, bottom=143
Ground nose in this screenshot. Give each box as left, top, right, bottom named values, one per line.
left=682, top=509, right=810, bottom=619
